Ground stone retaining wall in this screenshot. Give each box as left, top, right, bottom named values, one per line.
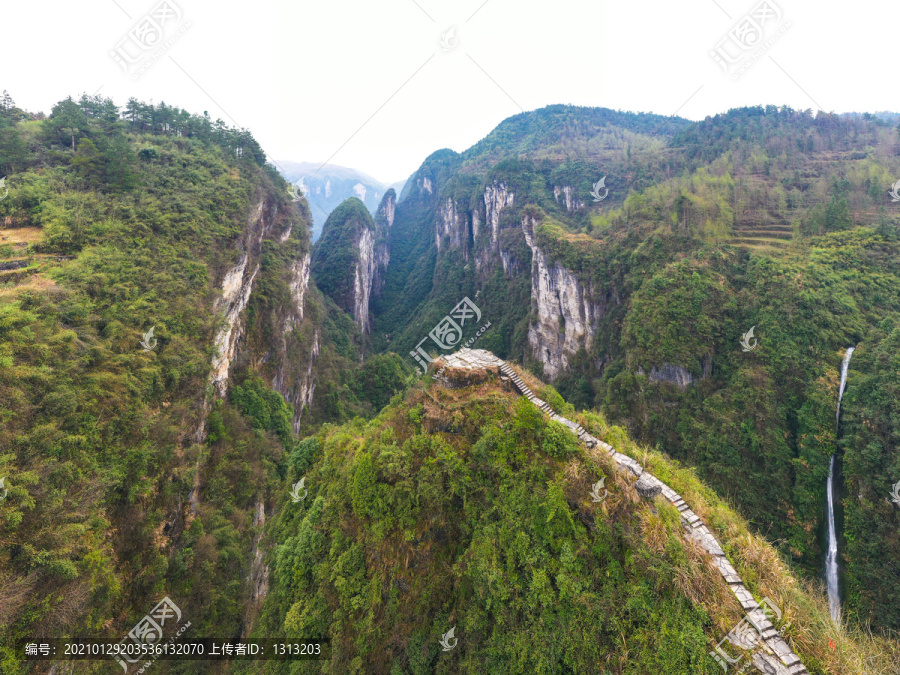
left=435, top=349, right=809, bottom=675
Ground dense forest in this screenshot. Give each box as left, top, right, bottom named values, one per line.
left=0, top=92, right=409, bottom=673
left=2, top=93, right=900, bottom=674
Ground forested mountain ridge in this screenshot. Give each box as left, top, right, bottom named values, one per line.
left=0, top=92, right=410, bottom=672
left=310, top=192, right=394, bottom=335
left=246, top=360, right=898, bottom=674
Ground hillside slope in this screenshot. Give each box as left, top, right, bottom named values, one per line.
left=0, top=94, right=411, bottom=673
left=360, top=103, right=900, bottom=631
left=247, top=352, right=898, bottom=674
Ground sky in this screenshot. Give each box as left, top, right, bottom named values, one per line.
left=3, top=0, right=894, bottom=184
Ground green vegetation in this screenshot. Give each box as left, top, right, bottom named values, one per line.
left=246, top=378, right=728, bottom=674
left=841, top=318, right=900, bottom=629
left=366, top=103, right=900, bottom=637
left=4, top=90, right=900, bottom=673
left=0, top=92, right=356, bottom=672
left=311, top=198, right=375, bottom=313
left=245, top=370, right=899, bottom=673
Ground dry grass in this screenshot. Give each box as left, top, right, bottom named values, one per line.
left=0, top=571, right=38, bottom=628
left=0, top=225, right=43, bottom=247
left=0, top=273, right=59, bottom=299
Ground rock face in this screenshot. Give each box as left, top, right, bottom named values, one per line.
left=353, top=228, right=376, bottom=333
left=313, top=191, right=395, bottom=333
left=369, top=146, right=621, bottom=385
left=192, top=189, right=319, bottom=509
left=242, top=499, right=270, bottom=638
left=206, top=198, right=316, bottom=409
left=437, top=198, right=465, bottom=252
left=553, top=185, right=585, bottom=212
left=209, top=198, right=289, bottom=399
left=636, top=358, right=711, bottom=391
left=484, top=182, right=515, bottom=249
left=210, top=252, right=258, bottom=397
left=286, top=252, right=311, bottom=328
left=522, top=215, right=607, bottom=380
left=372, top=190, right=395, bottom=300
left=648, top=363, right=694, bottom=390
left=312, top=197, right=378, bottom=333
left=417, top=176, right=433, bottom=194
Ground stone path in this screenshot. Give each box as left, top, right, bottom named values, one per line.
left=435, top=349, right=809, bottom=675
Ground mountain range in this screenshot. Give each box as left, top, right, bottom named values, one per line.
left=276, top=160, right=406, bottom=241
left=1, top=93, right=900, bottom=673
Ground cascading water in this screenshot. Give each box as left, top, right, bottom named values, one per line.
left=827, top=346, right=854, bottom=624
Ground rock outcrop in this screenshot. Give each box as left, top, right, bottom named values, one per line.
left=484, top=182, right=515, bottom=249
left=437, top=348, right=810, bottom=675
left=521, top=215, right=607, bottom=379
left=553, top=185, right=585, bottom=212
left=353, top=228, right=376, bottom=333
left=436, top=198, right=466, bottom=252
left=242, top=499, right=270, bottom=638
left=372, top=191, right=395, bottom=299
left=648, top=363, right=694, bottom=390
left=192, top=191, right=317, bottom=508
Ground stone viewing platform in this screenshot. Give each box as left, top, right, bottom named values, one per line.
left=431, top=348, right=808, bottom=675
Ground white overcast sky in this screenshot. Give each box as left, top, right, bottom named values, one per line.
left=2, top=0, right=893, bottom=183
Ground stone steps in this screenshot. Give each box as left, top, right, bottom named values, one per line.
left=444, top=350, right=809, bottom=675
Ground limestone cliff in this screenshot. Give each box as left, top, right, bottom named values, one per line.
left=553, top=185, right=585, bottom=212
left=374, top=155, right=610, bottom=382
left=193, top=186, right=320, bottom=487
left=311, top=197, right=378, bottom=333
left=354, top=227, right=376, bottom=332
left=521, top=215, right=608, bottom=380
left=484, top=182, right=515, bottom=249
left=372, top=190, right=395, bottom=299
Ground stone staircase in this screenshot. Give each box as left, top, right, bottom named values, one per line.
left=436, top=349, right=809, bottom=675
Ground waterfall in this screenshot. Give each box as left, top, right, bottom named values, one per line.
left=836, top=346, right=854, bottom=423
left=825, top=454, right=840, bottom=623
left=827, top=346, right=854, bottom=624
